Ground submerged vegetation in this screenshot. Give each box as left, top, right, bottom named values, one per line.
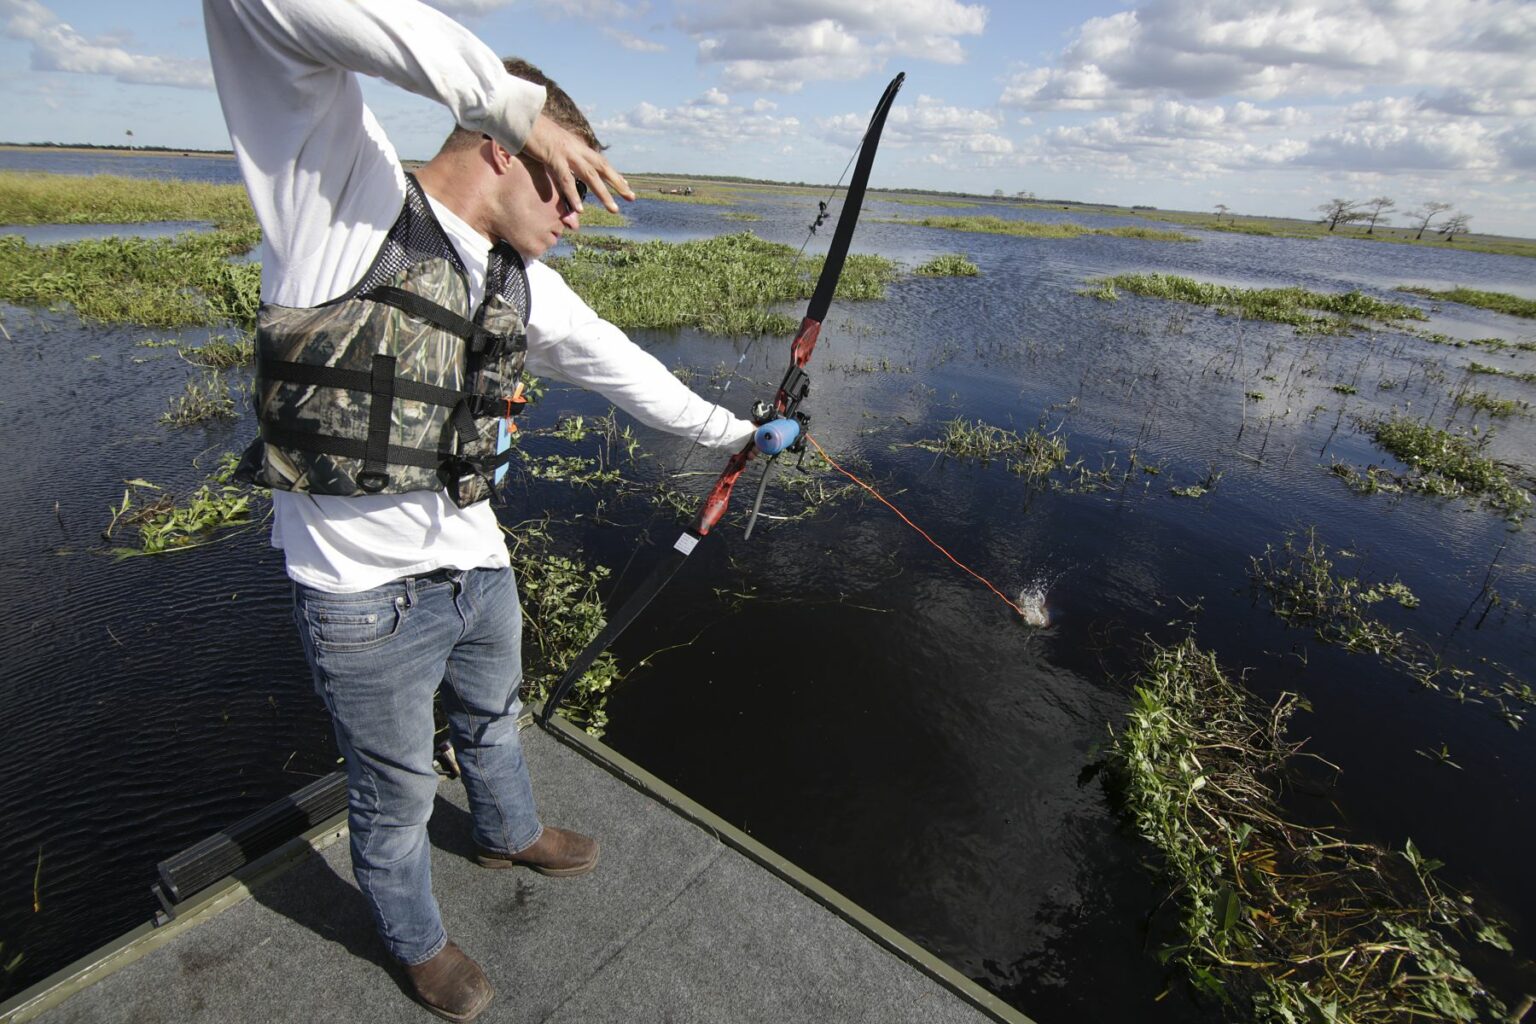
left=914, top=418, right=1068, bottom=479
left=548, top=231, right=897, bottom=335
left=161, top=370, right=238, bottom=426
left=1111, top=635, right=1513, bottom=1022
left=1398, top=286, right=1536, bottom=319
left=1091, top=273, right=1427, bottom=334
left=914, top=254, right=979, bottom=277
left=898, top=215, right=1195, bottom=243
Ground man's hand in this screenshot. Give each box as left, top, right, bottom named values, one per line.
left=521, top=113, right=634, bottom=214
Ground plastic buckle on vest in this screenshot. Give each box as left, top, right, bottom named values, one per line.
left=357, top=470, right=391, bottom=493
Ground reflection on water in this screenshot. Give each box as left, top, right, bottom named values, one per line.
left=0, top=221, right=213, bottom=244
left=2, top=152, right=1534, bottom=1020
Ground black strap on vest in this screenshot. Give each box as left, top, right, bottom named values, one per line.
left=361, top=354, right=396, bottom=492
left=361, top=286, right=519, bottom=357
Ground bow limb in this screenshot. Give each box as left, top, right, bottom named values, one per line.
left=539, top=72, right=906, bottom=729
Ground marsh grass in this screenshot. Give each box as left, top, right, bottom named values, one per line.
left=644, top=190, right=736, bottom=206
left=1456, top=389, right=1528, bottom=418
left=1399, top=286, right=1536, bottom=319
left=103, top=455, right=256, bottom=556
left=547, top=232, right=897, bottom=335
left=1368, top=415, right=1530, bottom=517
left=880, top=195, right=978, bottom=208
left=1095, top=273, right=1428, bottom=334
left=0, top=171, right=255, bottom=230
left=161, top=370, right=238, bottom=426
left=721, top=211, right=762, bottom=222
left=1110, top=635, right=1512, bottom=1022
left=181, top=334, right=253, bottom=369
left=1466, top=361, right=1536, bottom=385
left=576, top=208, right=628, bottom=228
left=913, top=418, right=1068, bottom=479
left=899, top=215, right=1195, bottom=243
left=914, top=254, right=979, bottom=277
left=0, top=229, right=262, bottom=327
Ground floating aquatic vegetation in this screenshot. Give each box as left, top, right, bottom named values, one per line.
left=1109, top=634, right=1514, bottom=1022
left=547, top=232, right=896, bottom=335
left=913, top=417, right=1068, bottom=479
left=180, top=334, right=253, bottom=370
left=1367, top=415, right=1530, bottom=518
left=161, top=370, right=238, bottom=426
left=913, top=254, right=979, bottom=277
left=1466, top=361, right=1536, bottom=385
left=575, top=207, right=627, bottom=228
left=102, top=455, right=257, bottom=556
left=720, top=211, right=762, bottom=222
left=1398, top=286, right=1536, bottom=320
left=897, top=215, right=1195, bottom=243
left=1250, top=529, right=1529, bottom=726
left=1455, top=389, right=1529, bottom=418
left=1170, top=467, right=1222, bottom=499
left=0, top=229, right=262, bottom=328
left=503, top=517, right=621, bottom=738
left=1088, top=273, right=1427, bottom=335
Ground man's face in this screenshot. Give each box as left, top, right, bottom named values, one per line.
left=490, top=150, right=580, bottom=260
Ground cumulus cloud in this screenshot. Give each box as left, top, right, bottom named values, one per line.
left=1, top=0, right=212, bottom=89
left=677, top=0, right=986, bottom=91
left=596, top=96, right=801, bottom=150
left=1294, top=121, right=1500, bottom=172
left=819, top=95, right=1012, bottom=171
left=601, top=27, right=666, bottom=53
left=1001, top=0, right=1536, bottom=112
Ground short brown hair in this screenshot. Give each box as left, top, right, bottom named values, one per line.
left=441, top=58, right=604, bottom=154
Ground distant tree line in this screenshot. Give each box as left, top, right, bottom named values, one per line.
left=1314, top=196, right=1471, bottom=242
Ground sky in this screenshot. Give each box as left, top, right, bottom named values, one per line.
left=1, top=0, right=1533, bottom=236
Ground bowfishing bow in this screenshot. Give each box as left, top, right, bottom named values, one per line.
left=539, top=71, right=906, bottom=728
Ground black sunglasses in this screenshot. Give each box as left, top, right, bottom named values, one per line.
left=574, top=179, right=589, bottom=203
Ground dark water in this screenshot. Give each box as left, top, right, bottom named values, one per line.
left=2, top=155, right=1534, bottom=1021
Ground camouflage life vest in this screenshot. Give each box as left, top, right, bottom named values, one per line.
left=245, top=173, right=529, bottom=508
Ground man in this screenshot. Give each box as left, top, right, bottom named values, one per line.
left=203, top=1, right=757, bottom=1019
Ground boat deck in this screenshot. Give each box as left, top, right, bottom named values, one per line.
left=3, top=716, right=1030, bottom=1024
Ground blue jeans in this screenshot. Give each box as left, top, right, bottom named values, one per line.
left=293, top=566, right=544, bottom=965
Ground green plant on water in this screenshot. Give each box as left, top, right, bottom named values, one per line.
left=1456, top=389, right=1528, bottom=418
left=575, top=208, right=627, bottom=229
left=913, top=417, right=1068, bottom=479
left=0, top=171, right=256, bottom=230
left=897, top=215, right=1195, bottom=243
left=1368, top=415, right=1530, bottom=518
left=1088, top=273, right=1427, bottom=335
left=720, top=211, right=762, bottom=222
left=1170, top=467, right=1223, bottom=499
left=1328, top=460, right=1405, bottom=496
left=838, top=356, right=911, bottom=374
left=0, top=229, right=262, bottom=328
left=1398, top=286, right=1536, bottom=319
left=1245, top=390, right=1265, bottom=401
left=181, top=333, right=253, bottom=369
left=523, top=454, right=621, bottom=488
left=1466, top=361, right=1536, bottom=385
left=913, top=254, right=979, bottom=277
left=547, top=231, right=896, bottom=335
left=103, top=466, right=256, bottom=556
left=162, top=370, right=238, bottom=426
left=1108, top=635, right=1513, bottom=1023
left=1332, top=383, right=1358, bottom=395
left=881, top=195, right=978, bottom=208
left=643, top=190, right=736, bottom=206
left=1080, top=281, right=1118, bottom=301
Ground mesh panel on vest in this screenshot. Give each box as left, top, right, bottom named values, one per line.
left=348, top=176, right=468, bottom=300
left=348, top=176, right=531, bottom=325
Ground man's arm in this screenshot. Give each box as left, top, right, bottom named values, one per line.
left=523, top=263, right=756, bottom=449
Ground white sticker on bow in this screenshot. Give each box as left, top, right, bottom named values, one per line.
left=674, top=534, right=700, bottom=555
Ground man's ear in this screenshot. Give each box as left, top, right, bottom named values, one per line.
left=482, top=135, right=514, bottom=174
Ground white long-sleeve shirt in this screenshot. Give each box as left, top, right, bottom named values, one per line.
left=204, top=0, right=755, bottom=592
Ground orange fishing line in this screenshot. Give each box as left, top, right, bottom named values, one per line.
left=804, top=433, right=1027, bottom=619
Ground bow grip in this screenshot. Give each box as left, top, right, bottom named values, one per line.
left=754, top=418, right=801, bottom=455
left=692, top=439, right=757, bottom=536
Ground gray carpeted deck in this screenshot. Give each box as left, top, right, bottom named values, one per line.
left=24, top=724, right=1016, bottom=1024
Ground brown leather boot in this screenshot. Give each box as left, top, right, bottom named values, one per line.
left=475, top=826, right=599, bottom=876
left=401, top=941, right=494, bottom=1022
